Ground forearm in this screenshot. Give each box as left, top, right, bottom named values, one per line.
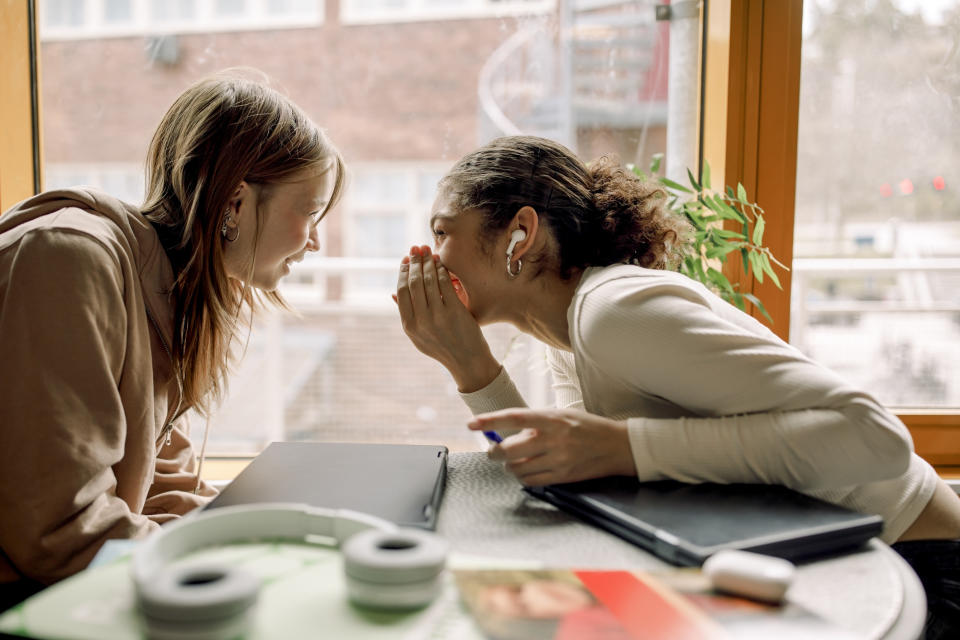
left=0, top=478, right=158, bottom=584
left=448, top=351, right=503, bottom=394
left=627, top=402, right=912, bottom=489
left=459, top=366, right=529, bottom=415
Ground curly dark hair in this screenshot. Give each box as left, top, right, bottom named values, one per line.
left=438, top=135, right=687, bottom=278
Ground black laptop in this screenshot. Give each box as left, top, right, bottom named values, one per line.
left=525, top=476, right=883, bottom=566
left=205, top=441, right=448, bottom=529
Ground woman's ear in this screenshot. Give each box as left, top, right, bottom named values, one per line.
left=226, top=181, right=250, bottom=221
left=511, top=205, right=539, bottom=259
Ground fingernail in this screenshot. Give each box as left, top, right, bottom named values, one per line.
left=432, top=254, right=440, bottom=263
left=411, top=246, right=420, bottom=256
left=401, top=256, right=410, bottom=264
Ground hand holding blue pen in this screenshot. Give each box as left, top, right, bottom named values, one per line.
left=482, top=431, right=503, bottom=444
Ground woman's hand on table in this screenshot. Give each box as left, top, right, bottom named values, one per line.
left=395, top=245, right=501, bottom=392
left=468, top=408, right=636, bottom=486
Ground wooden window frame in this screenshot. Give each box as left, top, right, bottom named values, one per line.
left=0, top=0, right=41, bottom=212
left=701, top=0, right=960, bottom=466
left=4, top=1, right=957, bottom=467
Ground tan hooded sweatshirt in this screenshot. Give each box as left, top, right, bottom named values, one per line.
left=0, top=188, right=216, bottom=587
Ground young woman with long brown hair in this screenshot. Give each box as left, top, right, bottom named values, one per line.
left=0, top=71, right=344, bottom=611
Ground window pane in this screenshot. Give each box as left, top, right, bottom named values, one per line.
left=792, top=0, right=960, bottom=408
left=215, top=0, right=247, bottom=17
left=266, top=0, right=317, bottom=15
left=38, top=0, right=687, bottom=453
left=150, top=0, right=194, bottom=22
left=43, top=0, right=85, bottom=28
left=103, top=0, right=133, bottom=23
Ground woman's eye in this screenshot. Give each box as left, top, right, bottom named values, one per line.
left=431, top=228, right=445, bottom=239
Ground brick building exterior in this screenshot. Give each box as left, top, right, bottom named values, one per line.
left=37, top=0, right=668, bottom=453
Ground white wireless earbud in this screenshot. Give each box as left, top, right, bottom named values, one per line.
left=506, top=229, right=527, bottom=256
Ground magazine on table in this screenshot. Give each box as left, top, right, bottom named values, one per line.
left=452, top=567, right=862, bottom=640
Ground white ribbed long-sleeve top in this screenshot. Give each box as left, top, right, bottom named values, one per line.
left=460, top=264, right=937, bottom=543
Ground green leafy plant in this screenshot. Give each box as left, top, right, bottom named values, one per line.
left=632, top=153, right=789, bottom=323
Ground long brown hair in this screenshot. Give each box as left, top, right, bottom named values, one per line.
left=141, top=70, right=344, bottom=415
left=439, top=135, right=686, bottom=278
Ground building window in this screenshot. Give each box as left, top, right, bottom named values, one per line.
left=215, top=0, right=248, bottom=18
left=103, top=0, right=133, bottom=24
left=38, top=0, right=324, bottom=40
left=43, top=0, right=86, bottom=28
left=340, top=0, right=555, bottom=25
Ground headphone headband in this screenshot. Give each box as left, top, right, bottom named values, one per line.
left=131, top=503, right=395, bottom=585
left=130, top=503, right=446, bottom=637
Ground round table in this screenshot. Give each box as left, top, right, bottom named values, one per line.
left=438, top=452, right=926, bottom=640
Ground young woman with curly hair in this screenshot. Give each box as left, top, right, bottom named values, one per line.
left=395, top=137, right=960, bottom=633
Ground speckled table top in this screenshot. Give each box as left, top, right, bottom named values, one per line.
left=438, top=452, right=926, bottom=640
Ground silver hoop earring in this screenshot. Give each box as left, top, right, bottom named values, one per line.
left=221, top=210, right=239, bottom=242
left=506, top=256, right=522, bottom=278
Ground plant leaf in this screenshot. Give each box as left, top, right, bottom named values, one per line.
left=748, top=251, right=764, bottom=283
left=737, top=182, right=748, bottom=202
left=650, top=153, right=663, bottom=174
left=687, top=168, right=702, bottom=192
left=660, top=177, right=693, bottom=193
left=702, top=162, right=712, bottom=190
left=752, top=214, right=765, bottom=245
left=714, top=228, right=743, bottom=240
left=712, top=195, right=746, bottom=222
left=760, top=252, right=782, bottom=289
left=706, top=267, right=734, bottom=293
left=744, top=293, right=773, bottom=324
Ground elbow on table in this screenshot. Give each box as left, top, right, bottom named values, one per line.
left=827, top=402, right=915, bottom=486
left=870, top=431, right=913, bottom=481
left=859, top=404, right=915, bottom=482
left=834, top=427, right=913, bottom=488
left=787, top=420, right=913, bottom=490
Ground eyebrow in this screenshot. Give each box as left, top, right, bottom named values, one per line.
left=429, top=212, right=454, bottom=228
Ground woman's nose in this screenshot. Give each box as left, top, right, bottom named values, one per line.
left=306, top=225, right=321, bottom=252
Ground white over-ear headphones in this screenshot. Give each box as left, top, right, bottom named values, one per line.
left=131, top=503, right=448, bottom=640
left=506, top=228, right=527, bottom=257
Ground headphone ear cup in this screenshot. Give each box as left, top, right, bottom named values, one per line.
left=342, top=528, right=448, bottom=610
left=136, top=563, right=260, bottom=638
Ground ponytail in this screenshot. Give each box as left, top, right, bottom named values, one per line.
left=587, top=155, right=684, bottom=270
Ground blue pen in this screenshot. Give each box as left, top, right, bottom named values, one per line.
left=482, top=430, right=503, bottom=444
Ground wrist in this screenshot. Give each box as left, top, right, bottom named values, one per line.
left=452, top=356, right=502, bottom=394
left=607, top=419, right=637, bottom=477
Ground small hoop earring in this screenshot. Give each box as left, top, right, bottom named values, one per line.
left=221, top=210, right=239, bottom=242
left=506, top=256, right=522, bottom=278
